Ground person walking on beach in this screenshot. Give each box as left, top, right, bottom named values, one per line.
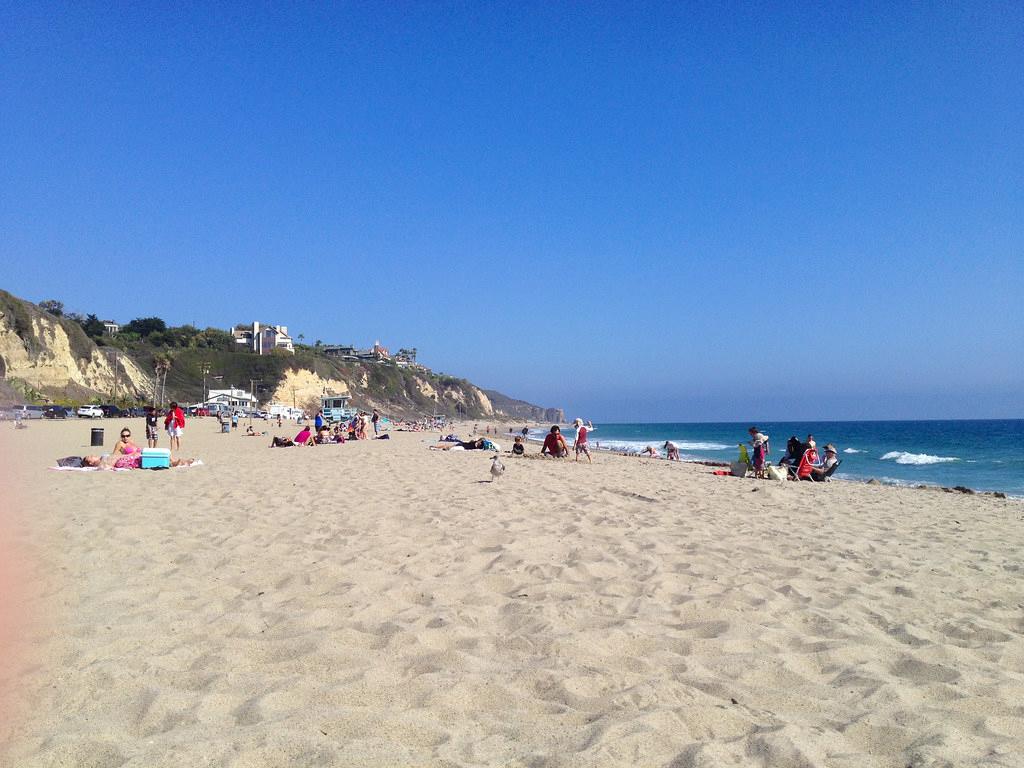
left=145, top=406, right=159, bottom=448
left=572, top=418, right=595, bottom=463
left=164, top=401, right=185, bottom=452
left=371, top=409, right=381, bottom=436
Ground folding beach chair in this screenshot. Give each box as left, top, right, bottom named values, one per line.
left=812, top=458, right=841, bottom=482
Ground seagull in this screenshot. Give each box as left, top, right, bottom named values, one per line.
left=490, top=455, right=505, bottom=482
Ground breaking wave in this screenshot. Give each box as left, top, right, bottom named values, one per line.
left=582, top=439, right=732, bottom=454
left=880, top=451, right=960, bottom=465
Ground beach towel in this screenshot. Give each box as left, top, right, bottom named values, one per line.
left=49, top=460, right=204, bottom=472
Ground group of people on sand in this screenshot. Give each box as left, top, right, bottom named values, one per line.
left=56, top=423, right=197, bottom=470
left=631, top=425, right=840, bottom=483
left=737, top=427, right=839, bottom=481
left=538, top=419, right=595, bottom=462
left=270, top=409, right=384, bottom=447
left=777, top=433, right=840, bottom=481
left=639, top=442, right=682, bottom=461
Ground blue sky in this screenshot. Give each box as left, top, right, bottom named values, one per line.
left=2, top=2, right=1021, bottom=420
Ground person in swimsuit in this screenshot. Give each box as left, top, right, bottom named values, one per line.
left=431, top=438, right=486, bottom=450
left=512, top=436, right=525, bottom=456
left=109, top=427, right=143, bottom=469
left=664, top=441, right=680, bottom=461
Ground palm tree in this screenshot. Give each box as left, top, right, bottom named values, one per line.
left=153, top=353, right=172, bottom=407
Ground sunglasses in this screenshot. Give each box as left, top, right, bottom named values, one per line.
left=121, top=432, right=131, bottom=437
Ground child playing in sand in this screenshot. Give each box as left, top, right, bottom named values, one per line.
left=145, top=407, right=159, bottom=448
left=512, top=436, right=525, bottom=456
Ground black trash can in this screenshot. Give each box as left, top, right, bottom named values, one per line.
left=90, top=427, right=104, bottom=447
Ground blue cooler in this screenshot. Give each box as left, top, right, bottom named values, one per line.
left=141, top=448, right=171, bottom=469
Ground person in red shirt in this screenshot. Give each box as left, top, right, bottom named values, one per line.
left=541, top=425, right=569, bottom=458
left=164, top=401, right=186, bottom=452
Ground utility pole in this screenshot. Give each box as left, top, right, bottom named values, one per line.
left=201, top=363, right=211, bottom=407
left=249, top=378, right=262, bottom=425
left=106, top=349, right=119, bottom=402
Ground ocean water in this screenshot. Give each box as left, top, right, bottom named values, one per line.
left=527, top=420, right=1024, bottom=496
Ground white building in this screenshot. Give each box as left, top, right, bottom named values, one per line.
left=232, top=322, right=295, bottom=355
left=205, top=387, right=258, bottom=411
left=267, top=402, right=304, bottom=420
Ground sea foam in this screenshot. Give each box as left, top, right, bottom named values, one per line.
left=595, top=439, right=731, bottom=453
left=843, top=448, right=863, bottom=454
left=880, top=451, right=959, bottom=465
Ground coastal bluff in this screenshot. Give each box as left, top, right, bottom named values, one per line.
left=0, top=289, right=557, bottom=420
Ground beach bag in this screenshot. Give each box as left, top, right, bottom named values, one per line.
left=729, top=461, right=748, bottom=478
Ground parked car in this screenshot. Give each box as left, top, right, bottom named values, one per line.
left=123, top=407, right=147, bottom=417
left=77, top=405, right=104, bottom=419
left=10, top=405, right=45, bottom=420
left=100, top=405, right=123, bottom=418
left=43, top=406, right=70, bottom=419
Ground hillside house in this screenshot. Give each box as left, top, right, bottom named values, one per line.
left=233, top=322, right=295, bottom=355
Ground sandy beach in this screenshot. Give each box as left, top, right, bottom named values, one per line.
left=2, top=417, right=1023, bottom=767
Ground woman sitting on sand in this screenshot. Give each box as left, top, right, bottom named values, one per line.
left=639, top=445, right=660, bottom=458
left=109, top=427, right=143, bottom=469
left=294, top=426, right=315, bottom=446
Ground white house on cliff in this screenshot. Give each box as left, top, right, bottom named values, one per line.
left=232, top=322, right=295, bottom=355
